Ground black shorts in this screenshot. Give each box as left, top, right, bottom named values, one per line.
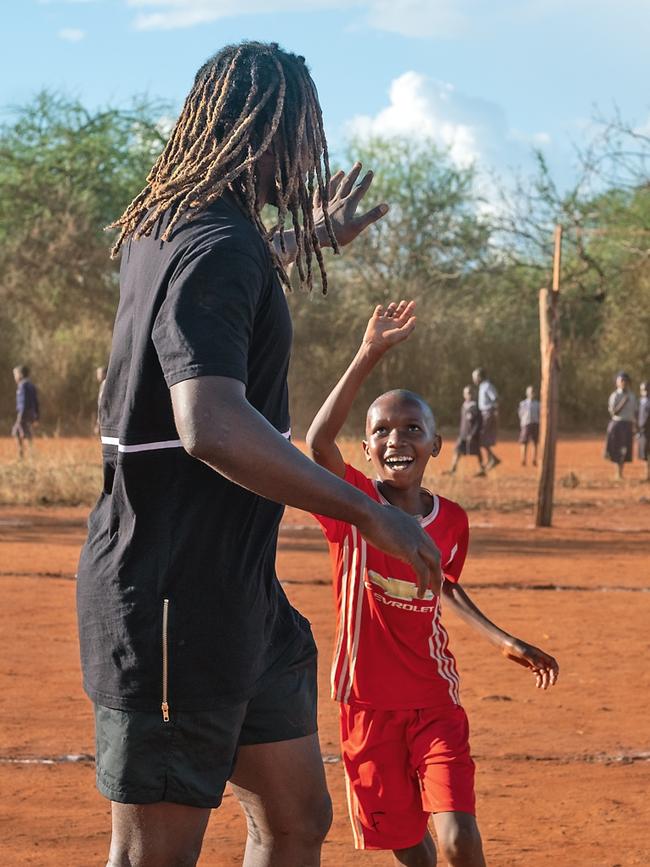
left=94, top=645, right=318, bottom=809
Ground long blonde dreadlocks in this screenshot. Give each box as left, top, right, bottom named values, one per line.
left=109, top=42, right=338, bottom=292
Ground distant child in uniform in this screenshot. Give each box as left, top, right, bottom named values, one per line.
left=471, top=367, right=500, bottom=472
left=11, top=365, right=39, bottom=459
left=307, top=301, right=559, bottom=867
left=448, top=385, right=484, bottom=476
left=637, top=380, right=649, bottom=482
left=605, top=372, right=637, bottom=480
left=518, top=385, right=540, bottom=467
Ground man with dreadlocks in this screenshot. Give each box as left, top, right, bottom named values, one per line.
left=77, top=42, right=443, bottom=867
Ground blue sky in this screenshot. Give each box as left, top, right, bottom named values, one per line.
left=4, top=1, right=649, bottom=189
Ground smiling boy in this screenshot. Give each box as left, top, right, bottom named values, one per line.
left=307, top=301, right=559, bottom=867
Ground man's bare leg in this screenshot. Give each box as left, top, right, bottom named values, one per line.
left=230, top=733, right=332, bottom=867
left=107, top=801, right=211, bottom=867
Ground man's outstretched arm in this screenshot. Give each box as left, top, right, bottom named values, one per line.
left=171, top=375, right=442, bottom=598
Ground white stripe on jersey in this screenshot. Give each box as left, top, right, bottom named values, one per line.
left=428, top=611, right=460, bottom=703
left=331, top=538, right=350, bottom=699
left=334, top=531, right=358, bottom=701
left=344, top=535, right=367, bottom=704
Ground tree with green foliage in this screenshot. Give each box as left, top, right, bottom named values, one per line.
left=0, top=91, right=168, bottom=428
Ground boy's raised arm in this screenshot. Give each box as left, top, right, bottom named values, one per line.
left=306, top=300, right=416, bottom=478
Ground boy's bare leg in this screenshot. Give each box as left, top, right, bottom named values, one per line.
left=230, top=733, right=332, bottom=867
left=432, top=812, right=485, bottom=867
left=107, top=801, right=211, bottom=867
left=393, top=830, right=437, bottom=866
left=394, top=831, right=437, bottom=866
left=520, top=442, right=527, bottom=466
left=532, top=442, right=538, bottom=466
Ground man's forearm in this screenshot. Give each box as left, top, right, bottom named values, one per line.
left=171, top=377, right=375, bottom=527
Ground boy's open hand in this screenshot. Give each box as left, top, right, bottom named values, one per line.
left=501, top=638, right=559, bottom=690
left=362, top=300, right=417, bottom=357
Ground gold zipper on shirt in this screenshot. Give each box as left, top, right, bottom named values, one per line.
left=161, top=598, right=170, bottom=723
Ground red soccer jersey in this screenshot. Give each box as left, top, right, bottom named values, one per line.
left=315, top=465, right=469, bottom=711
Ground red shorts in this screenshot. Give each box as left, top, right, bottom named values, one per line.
left=340, top=702, right=475, bottom=850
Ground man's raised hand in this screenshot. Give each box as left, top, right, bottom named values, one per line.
left=314, top=162, right=389, bottom=249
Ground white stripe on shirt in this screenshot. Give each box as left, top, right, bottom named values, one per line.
left=101, top=429, right=291, bottom=453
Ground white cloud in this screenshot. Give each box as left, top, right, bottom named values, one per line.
left=124, top=0, right=650, bottom=35
left=346, top=71, right=554, bottom=212
left=362, top=0, right=467, bottom=39
left=127, top=0, right=347, bottom=31
left=57, top=27, right=86, bottom=41
left=348, top=71, right=550, bottom=172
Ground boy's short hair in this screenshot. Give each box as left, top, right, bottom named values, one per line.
left=367, top=389, right=436, bottom=432
left=13, top=365, right=29, bottom=378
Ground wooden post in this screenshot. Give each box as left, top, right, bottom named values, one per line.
left=535, top=225, right=562, bottom=527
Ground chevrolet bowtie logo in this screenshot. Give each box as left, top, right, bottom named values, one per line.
left=367, top=569, right=435, bottom=601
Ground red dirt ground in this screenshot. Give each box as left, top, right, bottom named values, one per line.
left=1, top=438, right=649, bottom=866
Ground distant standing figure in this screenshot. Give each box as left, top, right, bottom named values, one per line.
left=448, top=385, right=484, bottom=476
left=638, top=380, right=649, bottom=482
left=518, top=385, right=541, bottom=467
left=94, top=366, right=107, bottom=435
left=472, top=367, right=501, bottom=471
left=12, top=365, right=39, bottom=459
left=605, top=372, right=637, bottom=480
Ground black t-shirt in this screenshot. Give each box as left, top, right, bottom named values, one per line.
left=77, top=196, right=314, bottom=713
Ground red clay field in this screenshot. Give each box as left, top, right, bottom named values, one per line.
left=1, top=436, right=649, bottom=866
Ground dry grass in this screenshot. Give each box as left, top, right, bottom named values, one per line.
left=0, top=437, right=102, bottom=506
left=0, top=434, right=646, bottom=511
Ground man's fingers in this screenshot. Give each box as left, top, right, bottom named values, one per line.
left=339, top=162, right=363, bottom=198
left=411, top=555, right=429, bottom=599
left=328, top=169, right=345, bottom=200
left=356, top=203, right=390, bottom=231
left=349, top=169, right=374, bottom=205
